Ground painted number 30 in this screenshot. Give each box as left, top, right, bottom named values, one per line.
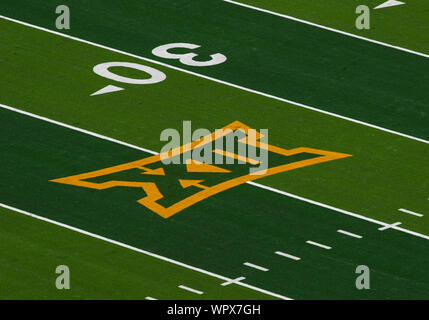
left=151, top=43, right=227, bottom=67
left=91, top=43, right=226, bottom=96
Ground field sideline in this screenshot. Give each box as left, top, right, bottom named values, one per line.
left=0, top=0, right=428, bottom=300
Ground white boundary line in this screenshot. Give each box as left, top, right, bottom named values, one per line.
left=178, top=285, right=204, bottom=295
left=223, top=0, right=429, bottom=60
left=0, top=15, right=427, bottom=145
left=1, top=101, right=428, bottom=243
left=0, top=202, right=290, bottom=300
left=0, top=8, right=426, bottom=300
left=243, top=262, right=269, bottom=271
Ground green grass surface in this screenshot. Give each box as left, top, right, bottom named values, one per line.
left=0, top=206, right=272, bottom=299
left=0, top=19, right=428, bottom=236
left=236, top=0, right=429, bottom=54
left=0, top=0, right=428, bottom=139
left=0, top=0, right=428, bottom=300
left=1, top=107, right=429, bottom=299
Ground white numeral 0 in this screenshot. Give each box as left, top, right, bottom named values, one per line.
left=93, top=62, right=166, bottom=84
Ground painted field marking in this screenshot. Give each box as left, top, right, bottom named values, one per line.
left=378, top=222, right=402, bottom=231
left=398, top=208, right=424, bottom=217
left=247, top=181, right=429, bottom=241
left=221, top=276, right=246, bottom=286
left=91, top=61, right=167, bottom=96
left=306, top=241, right=332, bottom=250
left=3, top=6, right=425, bottom=298
left=374, top=0, right=405, bottom=10
left=178, top=285, right=204, bottom=295
left=274, top=251, right=301, bottom=261
left=222, top=0, right=426, bottom=59
left=145, top=296, right=157, bottom=300
left=244, top=262, right=269, bottom=272
left=91, top=84, right=124, bottom=96
left=0, top=103, right=157, bottom=155
left=1, top=102, right=428, bottom=242
left=0, top=202, right=290, bottom=300
left=0, top=15, right=428, bottom=145
left=337, top=229, right=362, bottom=239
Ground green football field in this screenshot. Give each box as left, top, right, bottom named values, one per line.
left=0, top=0, right=428, bottom=299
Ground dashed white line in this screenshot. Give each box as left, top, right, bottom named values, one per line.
left=178, top=285, right=204, bottom=295
left=399, top=208, right=424, bottom=217
left=247, top=181, right=429, bottom=241
left=0, top=202, right=291, bottom=300
left=243, top=262, right=269, bottom=272
left=306, top=240, right=332, bottom=250
left=337, top=229, right=362, bottom=239
left=274, top=251, right=301, bottom=261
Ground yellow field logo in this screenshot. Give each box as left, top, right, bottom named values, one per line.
left=51, top=121, right=351, bottom=218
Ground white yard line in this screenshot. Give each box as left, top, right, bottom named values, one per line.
left=398, top=208, right=424, bottom=217
left=2, top=7, right=426, bottom=301
left=337, top=229, right=363, bottom=239
left=145, top=297, right=157, bottom=300
left=2, top=102, right=428, bottom=243
left=274, top=251, right=301, bottom=261
left=178, top=285, right=204, bottom=295
left=0, top=202, right=290, bottom=300
left=222, top=0, right=428, bottom=60
left=0, top=15, right=428, bottom=145
left=0, top=103, right=157, bottom=156
left=306, top=241, right=332, bottom=250
left=248, top=182, right=429, bottom=241
left=243, top=262, right=269, bottom=272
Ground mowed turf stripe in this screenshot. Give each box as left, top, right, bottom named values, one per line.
left=0, top=206, right=272, bottom=299
left=0, top=0, right=428, bottom=139
left=231, top=0, right=429, bottom=56
left=3, top=101, right=428, bottom=243
left=1, top=15, right=426, bottom=146
left=0, top=19, right=428, bottom=235
left=1, top=108, right=429, bottom=299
